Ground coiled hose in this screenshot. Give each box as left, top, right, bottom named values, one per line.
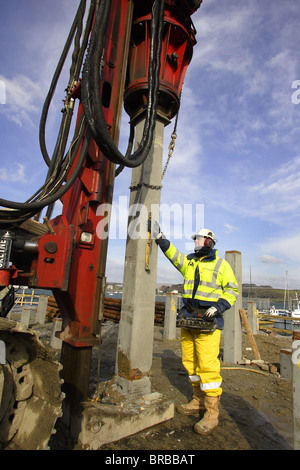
left=81, top=0, right=166, bottom=168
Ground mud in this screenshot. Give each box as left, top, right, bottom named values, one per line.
left=49, top=321, right=294, bottom=451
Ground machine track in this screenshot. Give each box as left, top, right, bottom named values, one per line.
left=0, top=318, right=64, bottom=450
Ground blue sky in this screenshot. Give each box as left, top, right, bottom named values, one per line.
left=0, top=0, right=300, bottom=290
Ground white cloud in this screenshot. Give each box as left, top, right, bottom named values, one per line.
left=189, top=1, right=300, bottom=156
left=205, top=153, right=300, bottom=229
left=224, top=223, right=239, bottom=234
left=259, top=254, right=284, bottom=265
left=0, top=163, right=27, bottom=183
left=263, top=231, right=300, bottom=263
left=0, top=75, right=42, bottom=126
left=248, top=155, right=300, bottom=220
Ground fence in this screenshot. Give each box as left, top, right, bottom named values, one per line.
left=13, top=291, right=299, bottom=335
left=14, top=289, right=40, bottom=307
left=9, top=290, right=50, bottom=327
left=259, top=313, right=300, bottom=335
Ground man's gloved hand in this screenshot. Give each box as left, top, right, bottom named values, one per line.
left=148, top=219, right=164, bottom=242
left=203, top=306, right=218, bottom=318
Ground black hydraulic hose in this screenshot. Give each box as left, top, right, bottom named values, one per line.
left=40, top=108, right=74, bottom=200
left=0, top=121, right=90, bottom=212
left=5, top=127, right=83, bottom=219
left=115, top=123, right=135, bottom=177
left=97, top=0, right=163, bottom=165
left=23, top=112, right=86, bottom=208
left=0, top=0, right=166, bottom=224
left=73, top=0, right=96, bottom=82
left=33, top=114, right=87, bottom=203
left=31, top=1, right=96, bottom=221
left=45, top=0, right=95, bottom=179
left=81, top=0, right=166, bottom=168
left=81, top=0, right=112, bottom=151
left=0, top=207, right=45, bottom=228
left=0, top=1, right=95, bottom=226
left=39, top=0, right=87, bottom=168
left=44, top=114, right=87, bottom=219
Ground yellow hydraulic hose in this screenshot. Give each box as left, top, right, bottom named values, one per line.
left=221, top=366, right=269, bottom=376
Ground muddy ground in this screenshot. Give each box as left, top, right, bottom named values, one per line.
left=47, top=321, right=294, bottom=451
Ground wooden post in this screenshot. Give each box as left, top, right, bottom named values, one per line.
left=239, top=308, right=261, bottom=360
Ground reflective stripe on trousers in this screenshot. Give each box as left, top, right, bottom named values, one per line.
left=181, top=328, right=222, bottom=397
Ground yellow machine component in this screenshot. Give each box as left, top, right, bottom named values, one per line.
left=145, top=213, right=152, bottom=271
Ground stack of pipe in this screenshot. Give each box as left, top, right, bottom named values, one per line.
left=103, top=297, right=166, bottom=324
left=44, top=296, right=167, bottom=324
left=46, top=296, right=61, bottom=321
left=103, top=297, right=122, bottom=322
left=154, top=301, right=165, bottom=324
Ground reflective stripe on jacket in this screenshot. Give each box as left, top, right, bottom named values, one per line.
left=162, top=242, right=239, bottom=318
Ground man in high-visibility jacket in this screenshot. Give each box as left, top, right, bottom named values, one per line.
left=154, top=224, right=239, bottom=435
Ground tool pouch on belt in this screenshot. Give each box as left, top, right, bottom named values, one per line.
left=177, top=306, right=217, bottom=332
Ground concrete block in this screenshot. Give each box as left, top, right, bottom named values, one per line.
left=292, top=342, right=300, bottom=449
left=116, top=119, right=166, bottom=397
left=36, top=295, right=48, bottom=324
left=116, top=375, right=151, bottom=397
left=247, top=301, right=258, bottom=334
left=50, top=318, right=62, bottom=349
left=280, top=348, right=292, bottom=379
left=20, top=308, right=31, bottom=327
left=71, top=392, right=174, bottom=450
left=223, top=251, right=242, bottom=363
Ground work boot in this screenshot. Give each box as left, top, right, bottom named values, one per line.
left=176, top=386, right=204, bottom=416
left=194, top=395, right=220, bottom=435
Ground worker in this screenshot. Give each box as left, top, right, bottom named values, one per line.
left=152, top=222, right=239, bottom=435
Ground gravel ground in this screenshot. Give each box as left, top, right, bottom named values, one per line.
left=47, top=321, right=294, bottom=451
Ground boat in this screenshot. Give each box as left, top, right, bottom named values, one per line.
left=269, top=305, right=289, bottom=316
left=291, top=293, right=300, bottom=321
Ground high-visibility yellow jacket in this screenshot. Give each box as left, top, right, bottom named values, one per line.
left=158, top=239, right=239, bottom=329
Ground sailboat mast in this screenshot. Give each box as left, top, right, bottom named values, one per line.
left=284, top=270, right=287, bottom=310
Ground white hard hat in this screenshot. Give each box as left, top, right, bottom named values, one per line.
left=191, top=228, right=216, bottom=243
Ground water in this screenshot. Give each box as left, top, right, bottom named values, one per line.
left=13, top=286, right=52, bottom=296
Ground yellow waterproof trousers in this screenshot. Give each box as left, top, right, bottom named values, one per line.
left=181, top=328, right=222, bottom=397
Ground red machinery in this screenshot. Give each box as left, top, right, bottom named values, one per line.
left=0, top=0, right=202, bottom=448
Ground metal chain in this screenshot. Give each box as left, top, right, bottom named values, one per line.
left=129, top=182, right=163, bottom=192
left=161, top=103, right=180, bottom=182
left=128, top=94, right=181, bottom=190
left=130, top=105, right=180, bottom=192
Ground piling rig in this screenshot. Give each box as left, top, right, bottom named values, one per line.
left=0, top=0, right=202, bottom=449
